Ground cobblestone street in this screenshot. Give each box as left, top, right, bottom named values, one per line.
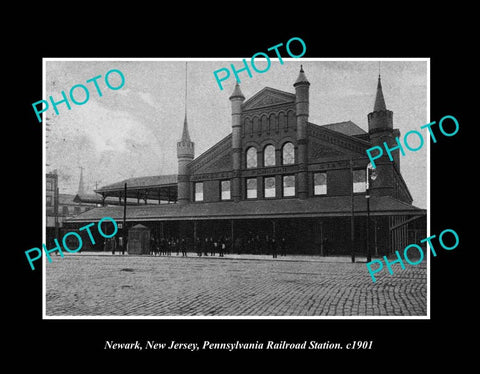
left=45, top=253, right=427, bottom=317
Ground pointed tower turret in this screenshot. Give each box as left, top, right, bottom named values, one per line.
left=367, top=72, right=400, bottom=197
left=373, top=75, right=387, bottom=112
left=177, top=64, right=195, bottom=204
left=294, top=65, right=310, bottom=199
left=181, top=114, right=192, bottom=143
left=368, top=74, right=393, bottom=133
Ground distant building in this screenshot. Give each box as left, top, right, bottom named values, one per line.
left=46, top=170, right=98, bottom=246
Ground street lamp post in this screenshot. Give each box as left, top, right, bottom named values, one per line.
left=350, top=159, right=355, bottom=263
left=123, top=182, right=127, bottom=255
left=366, top=163, right=377, bottom=263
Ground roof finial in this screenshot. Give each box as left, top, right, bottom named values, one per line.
left=378, top=61, right=381, bottom=79
left=300, top=64, right=304, bottom=72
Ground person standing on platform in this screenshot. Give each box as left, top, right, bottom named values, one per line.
left=280, top=236, right=287, bottom=257
left=111, top=237, right=117, bottom=256
left=158, top=237, right=164, bottom=256
left=165, top=238, right=169, bottom=256
left=167, top=237, right=172, bottom=256
left=234, top=237, right=242, bottom=255
left=150, top=235, right=156, bottom=256
left=212, top=237, right=218, bottom=256
left=208, top=237, right=213, bottom=256
left=107, top=237, right=114, bottom=255
left=219, top=237, right=225, bottom=257
left=271, top=236, right=277, bottom=258
left=203, top=237, right=208, bottom=256
left=171, top=238, right=176, bottom=256
left=196, top=237, right=202, bottom=257
left=118, top=236, right=123, bottom=255
left=181, top=238, right=187, bottom=257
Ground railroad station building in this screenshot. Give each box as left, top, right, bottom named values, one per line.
left=64, top=66, right=426, bottom=256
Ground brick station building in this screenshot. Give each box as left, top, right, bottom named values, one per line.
left=64, top=66, right=426, bottom=256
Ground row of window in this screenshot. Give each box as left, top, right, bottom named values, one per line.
left=243, top=110, right=296, bottom=137
left=46, top=180, right=56, bottom=191
left=46, top=198, right=84, bottom=215
left=246, top=142, right=295, bottom=169
left=194, top=170, right=367, bottom=201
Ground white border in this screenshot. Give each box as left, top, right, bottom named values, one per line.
left=42, top=57, right=430, bottom=320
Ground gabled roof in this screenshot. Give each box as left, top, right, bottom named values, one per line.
left=322, top=121, right=367, bottom=137
left=96, top=174, right=177, bottom=192
left=242, top=87, right=295, bottom=111
left=73, top=194, right=140, bottom=206
left=189, top=134, right=232, bottom=174
left=307, top=122, right=372, bottom=154
left=58, top=194, right=77, bottom=205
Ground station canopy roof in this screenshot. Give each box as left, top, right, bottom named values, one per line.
left=94, top=174, right=178, bottom=202
left=66, top=195, right=425, bottom=224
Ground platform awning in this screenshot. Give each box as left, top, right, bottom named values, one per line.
left=94, top=174, right=178, bottom=202
left=65, top=195, right=426, bottom=224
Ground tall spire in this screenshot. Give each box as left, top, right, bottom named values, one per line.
left=181, top=114, right=191, bottom=142
left=77, top=166, right=85, bottom=195
left=180, top=62, right=192, bottom=142
left=176, top=62, right=194, bottom=204
left=373, top=74, right=387, bottom=112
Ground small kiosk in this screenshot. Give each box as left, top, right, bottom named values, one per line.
left=127, top=224, right=151, bottom=255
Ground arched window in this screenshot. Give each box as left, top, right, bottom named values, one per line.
left=253, top=117, right=260, bottom=135
left=261, top=115, right=269, bottom=133
left=246, top=147, right=257, bottom=169
left=269, top=113, right=277, bottom=132
left=264, top=144, right=276, bottom=167
left=278, top=112, right=286, bottom=131
left=245, top=118, right=253, bottom=136
left=287, top=111, right=296, bottom=130
left=282, top=142, right=295, bottom=165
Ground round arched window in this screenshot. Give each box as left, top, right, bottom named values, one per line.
left=264, top=145, right=276, bottom=167
left=246, top=147, right=257, bottom=169
left=282, top=142, right=295, bottom=165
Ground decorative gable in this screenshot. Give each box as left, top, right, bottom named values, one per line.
left=307, top=123, right=372, bottom=162
left=309, top=142, right=345, bottom=160
left=242, top=87, right=295, bottom=111
left=189, top=134, right=233, bottom=175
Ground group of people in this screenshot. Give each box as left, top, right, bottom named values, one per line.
left=149, top=236, right=230, bottom=257
left=104, top=236, right=125, bottom=255
left=242, top=235, right=288, bottom=258
left=148, top=234, right=288, bottom=258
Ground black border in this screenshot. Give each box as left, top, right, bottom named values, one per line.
left=14, top=25, right=471, bottom=365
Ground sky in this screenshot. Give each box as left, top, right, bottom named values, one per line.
left=45, top=59, right=428, bottom=208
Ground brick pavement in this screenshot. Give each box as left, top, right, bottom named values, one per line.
left=45, top=252, right=427, bottom=317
